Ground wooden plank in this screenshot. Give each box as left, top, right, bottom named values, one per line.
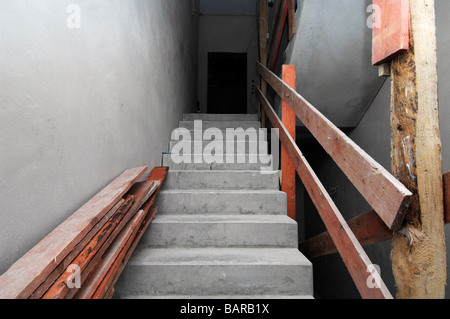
left=92, top=167, right=168, bottom=299
left=41, top=196, right=136, bottom=299
left=281, top=65, right=296, bottom=220
left=259, top=0, right=269, bottom=128
left=390, top=0, right=446, bottom=299
left=29, top=199, right=126, bottom=299
left=64, top=180, right=158, bottom=299
left=269, top=0, right=288, bottom=71
left=72, top=167, right=168, bottom=299
left=43, top=180, right=157, bottom=299
left=257, top=61, right=412, bottom=230
left=73, top=208, right=148, bottom=299
left=256, top=87, right=392, bottom=299
left=268, top=0, right=283, bottom=52
left=288, top=0, right=296, bottom=40
left=300, top=171, right=450, bottom=259
left=299, top=210, right=393, bottom=259
left=372, top=0, right=410, bottom=65
left=445, top=172, right=450, bottom=224
left=0, top=166, right=148, bottom=299
left=92, top=206, right=158, bottom=299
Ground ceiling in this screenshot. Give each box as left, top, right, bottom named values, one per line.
left=199, top=0, right=258, bottom=16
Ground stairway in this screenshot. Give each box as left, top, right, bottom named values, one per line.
left=114, top=114, right=313, bottom=299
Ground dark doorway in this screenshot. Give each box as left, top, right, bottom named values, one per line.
left=207, top=52, right=247, bottom=114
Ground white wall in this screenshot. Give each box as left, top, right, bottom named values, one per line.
left=197, top=15, right=259, bottom=114
left=0, top=0, right=199, bottom=274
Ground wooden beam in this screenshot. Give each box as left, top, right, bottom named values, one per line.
left=43, top=180, right=157, bottom=299
left=42, top=196, right=136, bottom=299
left=29, top=199, right=126, bottom=299
left=0, top=166, right=148, bottom=299
left=268, top=0, right=283, bottom=51
left=256, top=87, right=392, bottom=299
left=288, top=0, right=296, bottom=40
left=281, top=65, right=296, bottom=220
left=92, top=206, right=158, bottom=299
left=269, top=0, right=288, bottom=71
left=300, top=210, right=393, bottom=259
left=372, top=0, right=410, bottom=65
left=300, top=171, right=450, bottom=259
left=73, top=208, right=149, bottom=299
left=257, top=62, right=412, bottom=230
left=259, top=0, right=268, bottom=128
left=445, top=172, right=450, bottom=224
left=390, top=0, right=446, bottom=299
left=91, top=167, right=168, bottom=299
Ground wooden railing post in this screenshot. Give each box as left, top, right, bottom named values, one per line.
left=390, top=0, right=446, bottom=299
left=258, top=0, right=268, bottom=128
left=281, top=65, right=296, bottom=220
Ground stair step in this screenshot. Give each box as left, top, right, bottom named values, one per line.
left=156, top=190, right=286, bottom=215
left=162, top=154, right=274, bottom=171
left=138, top=214, right=297, bottom=248
left=179, top=120, right=261, bottom=130
left=162, top=170, right=280, bottom=190
left=168, top=140, right=268, bottom=154
left=114, top=248, right=313, bottom=297
left=183, top=113, right=259, bottom=121
left=171, top=129, right=267, bottom=141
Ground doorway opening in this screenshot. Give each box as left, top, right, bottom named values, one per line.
left=207, top=52, right=247, bottom=114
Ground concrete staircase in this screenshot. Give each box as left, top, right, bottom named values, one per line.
left=114, top=114, right=313, bottom=299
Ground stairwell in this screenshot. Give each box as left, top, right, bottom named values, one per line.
left=114, top=114, right=313, bottom=299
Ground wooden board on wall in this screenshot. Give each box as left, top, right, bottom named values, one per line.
left=372, top=0, right=410, bottom=65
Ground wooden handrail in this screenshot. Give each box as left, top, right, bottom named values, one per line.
left=256, top=86, right=393, bottom=299
left=257, top=61, right=412, bottom=230
left=300, top=210, right=393, bottom=259
left=300, top=171, right=450, bottom=259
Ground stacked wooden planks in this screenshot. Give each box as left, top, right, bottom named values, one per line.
left=0, top=166, right=169, bottom=299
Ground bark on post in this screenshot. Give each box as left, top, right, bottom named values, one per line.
left=390, top=0, right=446, bottom=299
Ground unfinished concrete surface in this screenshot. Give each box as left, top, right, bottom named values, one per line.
left=0, top=0, right=199, bottom=275
left=286, top=0, right=385, bottom=128
left=114, top=114, right=313, bottom=298
left=302, top=0, right=450, bottom=299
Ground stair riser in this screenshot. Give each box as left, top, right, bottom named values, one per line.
left=168, top=141, right=269, bottom=154
left=183, top=114, right=258, bottom=121
left=162, top=154, right=274, bottom=170
left=115, top=264, right=313, bottom=296
left=156, top=191, right=286, bottom=215
left=162, top=171, right=280, bottom=190
left=138, top=222, right=297, bottom=248
left=179, top=121, right=261, bottom=130
left=171, top=129, right=268, bottom=142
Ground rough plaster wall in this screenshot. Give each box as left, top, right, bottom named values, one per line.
left=197, top=15, right=259, bottom=114
left=303, top=0, right=450, bottom=298
left=0, top=0, right=198, bottom=274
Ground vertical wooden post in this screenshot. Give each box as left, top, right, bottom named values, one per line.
left=288, top=0, right=296, bottom=40
left=259, top=0, right=268, bottom=128
left=281, top=65, right=296, bottom=220
left=390, top=0, right=446, bottom=299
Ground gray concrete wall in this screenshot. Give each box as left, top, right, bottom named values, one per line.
left=286, top=0, right=386, bottom=128
left=303, top=0, right=450, bottom=298
left=0, top=0, right=199, bottom=274
left=197, top=15, right=259, bottom=114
